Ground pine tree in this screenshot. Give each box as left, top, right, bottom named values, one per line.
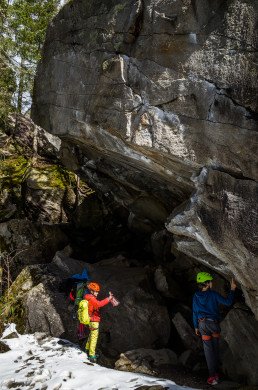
left=0, top=0, right=60, bottom=115
left=0, top=56, right=16, bottom=119
left=0, top=0, right=16, bottom=120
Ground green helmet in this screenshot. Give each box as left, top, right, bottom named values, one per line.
left=196, top=272, right=213, bottom=283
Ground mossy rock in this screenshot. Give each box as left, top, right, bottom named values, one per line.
left=10, top=266, right=43, bottom=298
left=0, top=340, right=10, bottom=353
left=25, top=164, right=77, bottom=189
left=0, top=297, right=26, bottom=336
left=0, top=266, right=43, bottom=335
left=0, top=154, right=88, bottom=191
left=0, top=155, right=28, bottom=189
left=0, top=155, right=27, bottom=215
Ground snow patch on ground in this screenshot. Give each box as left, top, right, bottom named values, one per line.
left=0, top=324, right=200, bottom=390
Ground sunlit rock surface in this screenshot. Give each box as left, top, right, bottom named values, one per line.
left=32, top=0, right=258, bottom=316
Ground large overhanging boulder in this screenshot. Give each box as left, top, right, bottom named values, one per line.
left=32, top=0, right=258, bottom=314
left=32, top=0, right=258, bottom=197
left=32, top=0, right=258, bottom=177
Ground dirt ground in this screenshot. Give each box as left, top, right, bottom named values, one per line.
left=157, top=364, right=209, bottom=389
left=157, top=366, right=258, bottom=390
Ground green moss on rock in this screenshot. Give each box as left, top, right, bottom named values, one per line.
left=0, top=154, right=91, bottom=192
left=30, top=164, right=77, bottom=189
left=0, top=155, right=28, bottom=189
left=0, top=266, right=42, bottom=336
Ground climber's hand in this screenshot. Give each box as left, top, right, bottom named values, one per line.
left=231, top=278, right=237, bottom=291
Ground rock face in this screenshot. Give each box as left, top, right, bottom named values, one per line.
left=220, top=308, right=258, bottom=385
left=11, top=114, right=61, bottom=160
left=25, top=282, right=66, bottom=336
left=0, top=219, right=68, bottom=267
left=0, top=114, right=96, bottom=270
left=32, top=0, right=258, bottom=320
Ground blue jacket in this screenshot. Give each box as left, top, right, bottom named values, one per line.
left=193, top=288, right=235, bottom=329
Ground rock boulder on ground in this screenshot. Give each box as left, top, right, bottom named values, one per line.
left=220, top=308, right=258, bottom=385
left=172, top=312, right=202, bottom=352
left=115, top=348, right=177, bottom=375
left=0, top=341, right=10, bottom=353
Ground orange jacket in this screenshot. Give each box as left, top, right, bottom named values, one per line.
left=84, top=293, right=110, bottom=322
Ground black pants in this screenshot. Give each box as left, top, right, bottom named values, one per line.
left=199, top=319, right=221, bottom=378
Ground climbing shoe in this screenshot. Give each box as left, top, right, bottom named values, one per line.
left=89, top=354, right=99, bottom=362
left=207, top=376, right=218, bottom=385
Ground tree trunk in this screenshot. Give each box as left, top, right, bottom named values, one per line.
left=32, top=123, right=38, bottom=163
left=0, top=266, right=3, bottom=297
left=17, top=57, right=24, bottom=113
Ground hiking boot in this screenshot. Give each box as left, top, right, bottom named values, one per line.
left=89, top=354, right=99, bottom=362
left=207, top=376, right=218, bottom=386
left=85, top=349, right=89, bottom=355
left=215, top=373, right=219, bottom=382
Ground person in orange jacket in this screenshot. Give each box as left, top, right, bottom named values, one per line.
left=84, top=282, right=113, bottom=361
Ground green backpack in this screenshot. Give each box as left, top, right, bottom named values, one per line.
left=78, top=299, right=91, bottom=325
left=75, top=282, right=87, bottom=306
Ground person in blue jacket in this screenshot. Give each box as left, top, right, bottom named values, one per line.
left=193, top=272, right=236, bottom=386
